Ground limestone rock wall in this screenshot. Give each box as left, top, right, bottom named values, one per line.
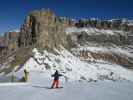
left=19, top=9, right=71, bottom=50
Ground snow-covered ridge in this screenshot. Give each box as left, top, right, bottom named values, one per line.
left=25, top=48, right=133, bottom=82
left=65, top=27, right=125, bottom=36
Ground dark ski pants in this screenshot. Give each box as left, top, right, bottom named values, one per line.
left=51, top=80, right=59, bottom=88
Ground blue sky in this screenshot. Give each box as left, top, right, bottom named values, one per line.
left=0, top=0, right=133, bottom=34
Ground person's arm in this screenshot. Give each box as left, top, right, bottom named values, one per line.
left=51, top=74, right=55, bottom=77
left=59, top=74, right=63, bottom=76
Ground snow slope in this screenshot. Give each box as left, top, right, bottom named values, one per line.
left=0, top=71, right=133, bottom=100
left=24, top=48, right=133, bottom=82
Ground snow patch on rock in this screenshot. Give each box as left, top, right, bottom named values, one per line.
left=65, top=27, right=125, bottom=36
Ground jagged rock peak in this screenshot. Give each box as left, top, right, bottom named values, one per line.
left=19, top=8, right=71, bottom=50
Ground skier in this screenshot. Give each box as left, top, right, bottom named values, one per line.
left=51, top=70, right=63, bottom=88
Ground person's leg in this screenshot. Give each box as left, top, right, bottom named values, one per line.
left=51, top=80, right=56, bottom=88
left=56, top=80, right=59, bottom=88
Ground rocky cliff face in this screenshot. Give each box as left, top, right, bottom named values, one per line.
left=18, top=9, right=133, bottom=51
left=19, top=9, right=71, bottom=50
